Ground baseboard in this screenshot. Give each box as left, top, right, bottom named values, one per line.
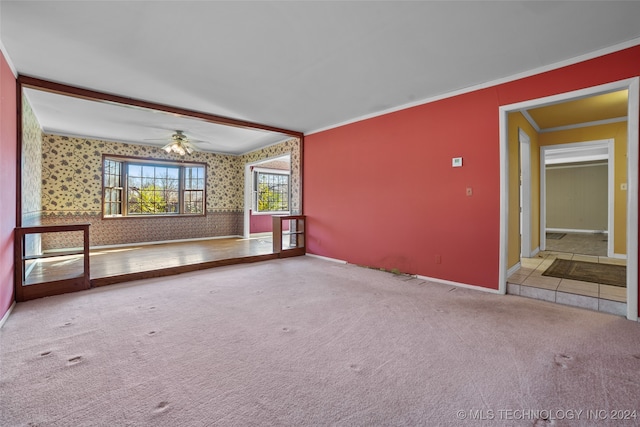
left=305, top=253, right=348, bottom=264
left=531, top=247, right=540, bottom=257
left=415, top=275, right=501, bottom=294
left=45, top=235, right=245, bottom=253
left=546, top=228, right=607, bottom=234
left=612, top=253, right=628, bottom=260
left=507, top=262, right=522, bottom=277
left=0, top=301, right=16, bottom=329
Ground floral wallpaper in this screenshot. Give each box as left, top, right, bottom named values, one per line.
left=41, top=134, right=244, bottom=215
left=22, top=96, right=43, bottom=255
left=242, top=138, right=301, bottom=214
left=38, top=134, right=301, bottom=247
left=22, top=96, right=43, bottom=226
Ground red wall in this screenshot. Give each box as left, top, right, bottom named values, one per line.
left=305, top=45, right=640, bottom=290
left=0, top=49, right=17, bottom=319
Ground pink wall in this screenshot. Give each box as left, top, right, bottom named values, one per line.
left=0, top=50, right=17, bottom=319
left=250, top=212, right=290, bottom=233
left=250, top=212, right=273, bottom=233
left=304, top=45, right=640, bottom=291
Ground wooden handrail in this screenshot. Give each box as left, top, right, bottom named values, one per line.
left=17, top=223, right=91, bottom=234
left=14, top=223, right=91, bottom=302
left=272, top=215, right=306, bottom=257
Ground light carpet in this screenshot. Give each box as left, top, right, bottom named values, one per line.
left=2, top=257, right=640, bottom=426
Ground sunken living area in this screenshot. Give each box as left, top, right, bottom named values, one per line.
left=15, top=77, right=305, bottom=301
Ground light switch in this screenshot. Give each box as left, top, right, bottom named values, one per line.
left=452, top=157, right=463, bottom=167
left=621, top=183, right=628, bottom=190
left=466, top=187, right=473, bottom=196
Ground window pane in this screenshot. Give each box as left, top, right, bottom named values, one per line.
left=257, top=172, right=289, bottom=212
left=128, top=164, right=142, bottom=177
left=167, top=168, right=179, bottom=180
left=142, top=165, right=155, bottom=178
left=128, top=176, right=141, bottom=190
left=190, top=167, right=205, bottom=187
left=184, top=190, right=203, bottom=214
left=103, top=160, right=124, bottom=216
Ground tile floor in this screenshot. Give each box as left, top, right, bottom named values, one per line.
left=507, top=233, right=627, bottom=317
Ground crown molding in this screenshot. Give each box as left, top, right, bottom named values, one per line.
left=307, top=37, right=640, bottom=136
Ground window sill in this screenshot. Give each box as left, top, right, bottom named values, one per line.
left=102, top=213, right=206, bottom=220
left=251, top=211, right=291, bottom=216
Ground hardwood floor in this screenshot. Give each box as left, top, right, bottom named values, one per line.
left=25, top=235, right=279, bottom=288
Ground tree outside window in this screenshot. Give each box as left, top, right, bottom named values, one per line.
left=256, top=172, right=289, bottom=212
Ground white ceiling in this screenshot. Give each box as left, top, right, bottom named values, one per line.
left=21, top=87, right=291, bottom=154
left=2, top=1, right=640, bottom=154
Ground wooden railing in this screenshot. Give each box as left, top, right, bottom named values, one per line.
left=272, top=215, right=306, bottom=258
left=14, top=224, right=91, bottom=302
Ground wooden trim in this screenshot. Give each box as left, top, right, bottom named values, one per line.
left=18, top=223, right=91, bottom=234
left=18, top=75, right=304, bottom=138
left=299, top=135, right=304, bottom=214
left=104, top=153, right=208, bottom=167
left=272, top=215, right=306, bottom=256
left=83, top=224, right=90, bottom=281
left=14, top=224, right=23, bottom=302
left=91, top=253, right=278, bottom=287
left=15, top=223, right=91, bottom=302
left=100, top=213, right=207, bottom=221
left=16, top=79, right=22, bottom=228
left=273, top=216, right=283, bottom=253
left=17, top=277, right=90, bottom=301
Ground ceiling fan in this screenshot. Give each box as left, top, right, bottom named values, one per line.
left=162, top=130, right=196, bottom=155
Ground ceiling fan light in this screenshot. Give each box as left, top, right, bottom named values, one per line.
left=160, top=131, right=193, bottom=156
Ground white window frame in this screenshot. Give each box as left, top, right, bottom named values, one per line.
left=252, top=167, right=291, bottom=215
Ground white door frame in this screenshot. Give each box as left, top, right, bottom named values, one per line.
left=540, top=139, right=616, bottom=258
left=519, top=129, right=532, bottom=258
left=499, top=77, right=639, bottom=321
left=243, top=154, right=292, bottom=239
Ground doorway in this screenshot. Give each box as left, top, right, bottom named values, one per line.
left=243, top=154, right=292, bottom=239
left=540, top=140, right=615, bottom=258
left=499, top=77, right=639, bottom=320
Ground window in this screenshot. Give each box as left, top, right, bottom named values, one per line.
left=183, top=166, right=205, bottom=214
left=103, top=159, right=123, bottom=216
left=103, top=157, right=205, bottom=217
left=255, top=170, right=290, bottom=213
